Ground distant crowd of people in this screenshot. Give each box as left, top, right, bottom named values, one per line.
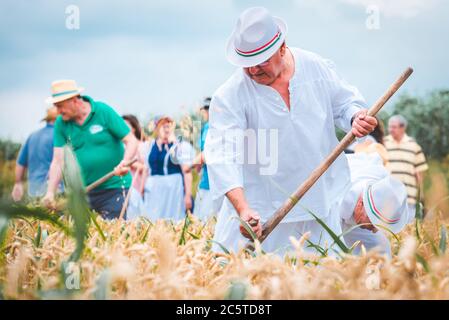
left=12, top=80, right=214, bottom=222
left=11, top=7, right=429, bottom=258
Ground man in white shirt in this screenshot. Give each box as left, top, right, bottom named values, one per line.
left=340, top=153, right=409, bottom=258
left=205, top=7, right=377, bottom=254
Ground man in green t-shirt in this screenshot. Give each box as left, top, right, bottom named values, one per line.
left=42, top=80, right=138, bottom=220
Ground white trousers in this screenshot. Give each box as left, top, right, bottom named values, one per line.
left=142, top=173, right=186, bottom=222
left=342, top=223, right=392, bottom=258
left=193, top=189, right=215, bottom=221
left=212, top=210, right=344, bottom=256
left=125, top=187, right=144, bottom=220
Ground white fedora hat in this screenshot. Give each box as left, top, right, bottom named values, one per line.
left=226, top=7, right=288, bottom=68
left=45, top=79, right=84, bottom=105
left=362, top=176, right=409, bottom=234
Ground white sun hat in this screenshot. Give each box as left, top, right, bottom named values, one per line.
left=362, top=176, right=409, bottom=234
left=45, top=79, right=84, bottom=105
left=226, top=7, right=288, bottom=68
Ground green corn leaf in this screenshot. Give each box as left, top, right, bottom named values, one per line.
left=140, top=223, right=152, bottom=243
left=439, top=226, right=447, bottom=254
left=179, top=214, right=191, bottom=245
left=16, top=217, right=35, bottom=231
left=415, top=188, right=424, bottom=221
left=373, top=224, right=401, bottom=244
left=169, top=220, right=177, bottom=233
left=244, top=248, right=257, bottom=258
left=305, top=238, right=327, bottom=257
left=187, top=231, right=200, bottom=240
left=34, top=224, right=42, bottom=248
left=301, top=206, right=350, bottom=254
left=348, top=240, right=362, bottom=254
left=300, top=233, right=327, bottom=257
left=415, top=217, right=422, bottom=243
left=0, top=215, right=10, bottom=250
left=63, top=145, right=91, bottom=261
left=207, top=240, right=230, bottom=255
left=415, top=253, right=430, bottom=273
left=89, top=211, right=106, bottom=241
left=301, top=259, right=320, bottom=267
left=0, top=201, right=70, bottom=235
left=330, top=223, right=373, bottom=251
left=232, top=216, right=257, bottom=242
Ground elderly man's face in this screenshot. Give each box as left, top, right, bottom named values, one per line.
left=244, top=45, right=286, bottom=85
left=54, top=97, right=79, bottom=121
left=388, top=120, right=406, bottom=140
left=354, top=194, right=378, bottom=233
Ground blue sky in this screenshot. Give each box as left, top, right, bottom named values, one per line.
left=1, top=0, right=448, bottom=142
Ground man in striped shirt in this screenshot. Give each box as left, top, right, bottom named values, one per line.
left=384, top=115, right=428, bottom=222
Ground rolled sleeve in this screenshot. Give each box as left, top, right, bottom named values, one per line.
left=204, top=95, right=246, bottom=203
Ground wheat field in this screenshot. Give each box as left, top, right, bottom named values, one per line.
left=1, top=210, right=448, bottom=300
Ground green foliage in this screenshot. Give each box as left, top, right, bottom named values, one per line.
left=0, top=160, right=15, bottom=198
left=301, top=205, right=350, bottom=254
left=0, top=139, right=21, bottom=196
left=439, top=226, right=447, bottom=254
left=392, top=90, right=449, bottom=160
left=0, top=139, right=21, bottom=162
left=0, top=215, right=9, bottom=250
left=415, top=253, right=431, bottom=273
left=179, top=214, right=191, bottom=245
left=0, top=201, right=70, bottom=234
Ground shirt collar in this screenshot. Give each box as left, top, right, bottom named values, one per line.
left=80, top=95, right=96, bottom=125
left=82, top=95, right=96, bottom=113
left=386, top=134, right=410, bottom=144
left=402, top=134, right=412, bottom=143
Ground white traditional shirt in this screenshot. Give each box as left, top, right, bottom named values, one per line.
left=205, top=47, right=367, bottom=223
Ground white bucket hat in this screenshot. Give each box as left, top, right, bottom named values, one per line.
left=362, top=176, right=409, bottom=234
left=45, top=79, right=84, bottom=105
left=226, top=7, right=288, bottom=68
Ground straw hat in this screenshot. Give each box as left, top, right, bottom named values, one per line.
left=154, top=116, right=174, bottom=129
left=41, top=106, right=58, bottom=122
left=226, top=7, right=288, bottom=68
left=45, top=79, right=84, bottom=105
left=362, top=176, right=409, bottom=234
